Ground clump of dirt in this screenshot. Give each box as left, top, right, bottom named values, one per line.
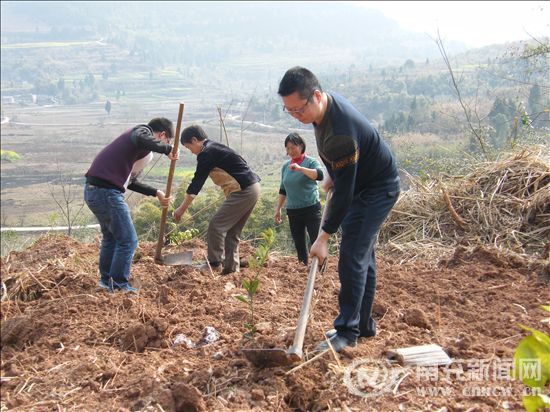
left=0, top=316, right=41, bottom=347
left=119, top=318, right=169, bottom=352
left=1, top=235, right=547, bottom=411
left=171, top=382, right=206, bottom=412
left=402, top=307, right=432, bottom=330
left=284, top=374, right=319, bottom=411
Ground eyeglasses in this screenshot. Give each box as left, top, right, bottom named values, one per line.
left=282, top=91, right=314, bottom=115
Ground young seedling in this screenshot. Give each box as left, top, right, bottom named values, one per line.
left=167, top=227, right=199, bottom=246
left=512, top=305, right=550, bottom=412
left=235, top=228, right=275, bottom=339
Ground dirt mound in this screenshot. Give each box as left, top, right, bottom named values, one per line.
left=445, top=244, right=549, bottom=278
left=1, top=235, right=548, bottom=411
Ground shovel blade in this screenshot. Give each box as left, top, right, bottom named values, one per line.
left=242, top=348, right=294, bottom=368
left=158, top=251, right=193, bottom=266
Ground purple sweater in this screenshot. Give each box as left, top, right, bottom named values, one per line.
left=85, top=125, right=172, bottom=195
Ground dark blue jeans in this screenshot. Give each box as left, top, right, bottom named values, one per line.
left=334, top=182, right=400, bottom=341
left=84, top=183, right=138, bottom=288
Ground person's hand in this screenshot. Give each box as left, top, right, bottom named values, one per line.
left=309, top=235, right=328, bottom=265
left=289, top=163, right=301, bottom=172
left=156, top=190, right=171, bottom=209
left=168, top=149, right=180, bottom=161
left=274, top=209, right=282, bottom=224
left=173, top=205, right=185, bottom=223
left=321, top=180, right=333, bottom=193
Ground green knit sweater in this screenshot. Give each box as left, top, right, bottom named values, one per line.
left=279, top=155, right=323, bottom=209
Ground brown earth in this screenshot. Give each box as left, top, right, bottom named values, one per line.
left=1, top=235, right=548, bottom=411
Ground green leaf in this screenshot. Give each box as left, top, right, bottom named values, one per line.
left=257, top=246, right=268, bottom=261
left=518, top=325, right=550, bottom=349
left=244, top=323, right=257, bottom=334
left=541, top=305, right=550, bottom=313
left=532, top=330, right=550, bottom=350
left=248, top=257, right=260, bottom=269
left=522, top=394, right=547, bottom=412
left=242, top=279, right=250, bottom=290
left=249, top=278, right=260, bottom=295
left=513, top=335, right=550, bottom=388
left=262, top=228, right=275, bottom=245
left=234, top=295, right=249, bottom=304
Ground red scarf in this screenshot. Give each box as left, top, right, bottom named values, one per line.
left=291, top=153, right=305, bottom=165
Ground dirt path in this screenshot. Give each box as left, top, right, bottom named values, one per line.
left=1, top=236, right=548, bottom=411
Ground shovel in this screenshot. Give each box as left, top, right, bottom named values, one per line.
left=154, top=102, right=193, bottom=266
left=242, top=189, right=333, bottom=367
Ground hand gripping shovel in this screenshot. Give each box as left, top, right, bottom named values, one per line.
left=154, top=102, right=193, bottom=266
left=242, top=189, right=333, bottom=367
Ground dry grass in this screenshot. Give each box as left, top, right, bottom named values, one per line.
left=381, top=146, right=550, bottom=261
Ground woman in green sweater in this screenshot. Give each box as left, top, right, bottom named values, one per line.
left=275, top=133, right=324, bottom=265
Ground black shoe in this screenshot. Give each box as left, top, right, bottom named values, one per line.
left=361, top=329, right=376, bottom=338
left=221, top=268, right=238, bottom=275
left=315, top=334, right=357, bottom=352
left=325, top=327, right=376, bottom=339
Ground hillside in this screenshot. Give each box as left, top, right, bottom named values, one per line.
left=1, top=236, right=547, bottom=411
left=1, top=150, right=549, bottom=411
left=1, top=4, right=548, bottom=409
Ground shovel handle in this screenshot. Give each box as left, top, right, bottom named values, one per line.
left=287, top=256, right=319, bottom=361
left=155, top=103, right=185, bottom=263
left=287, top=189, right=333, bottom=361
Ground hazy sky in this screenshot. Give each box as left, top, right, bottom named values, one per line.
left=356, top=1, right=549, bottom=47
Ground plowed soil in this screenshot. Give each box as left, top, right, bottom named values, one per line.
left=1, top=235, right=548, bottom=411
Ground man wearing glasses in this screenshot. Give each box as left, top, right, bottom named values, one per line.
left=278, top=66, right=400, bottom=352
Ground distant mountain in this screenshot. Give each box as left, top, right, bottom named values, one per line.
left=1, top=1, right=467, bottom=70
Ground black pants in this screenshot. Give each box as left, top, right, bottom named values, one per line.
left=287, top=203, right=321, bottom=265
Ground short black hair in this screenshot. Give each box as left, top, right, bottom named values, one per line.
left=278, top=66, right=322, bottom=99
left=284, top=132, right=306, bottom=154
left=148, top=117, right=174, bottom=140
left=180, top=125, right=209, bottom=144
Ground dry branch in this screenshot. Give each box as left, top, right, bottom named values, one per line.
left=441, top=185, right=468, bottom=229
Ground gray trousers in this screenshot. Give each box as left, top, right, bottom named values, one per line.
left=207, top=182, right=260, bottom=271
